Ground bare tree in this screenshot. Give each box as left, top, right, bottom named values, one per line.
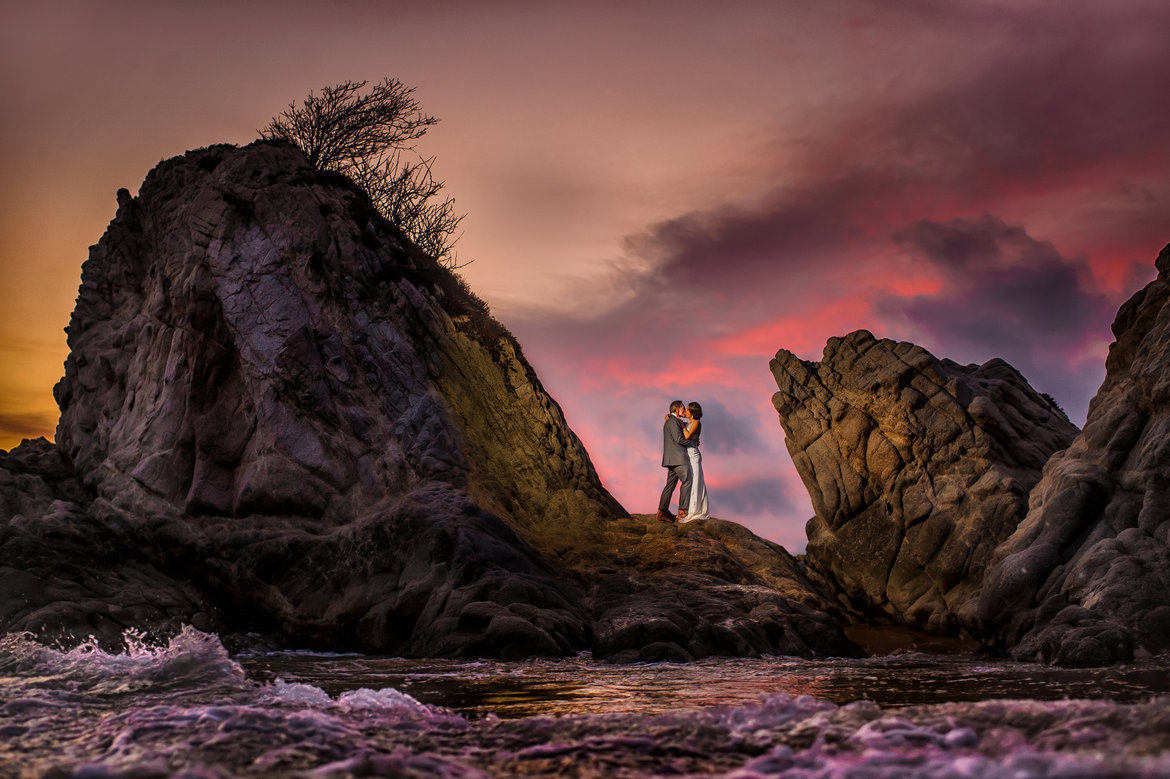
left=261, top=79, right=466, bottom=268
left=347, top=151, right=465, bottom=266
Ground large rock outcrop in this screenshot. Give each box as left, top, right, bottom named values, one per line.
left=1, top=140, right=853, bottom=661
left=53, top=142, right=621, bottom=532
left=770, top=331, right=1078, bottom=635
left=977, top=244, right=1170, bottom=666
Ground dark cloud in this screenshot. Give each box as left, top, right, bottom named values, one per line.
left=885, top=214, right=1113, bottom=341
left=571, top=7, right=1170, bottom=426
left=713, top=476, right=795, bottom=517
left=617, top=166, right=945, bottom=340
left=625, top=181, right=871, bottom=298
left=878, top=214, right=1115, bottom=419
left=618, top=4, right=1170, bottom=312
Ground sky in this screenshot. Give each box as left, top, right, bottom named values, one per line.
left=3, top=1, right=1169, bottom=551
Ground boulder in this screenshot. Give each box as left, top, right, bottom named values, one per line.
left=579, top=517, right=860, bottom=661
left=978, top=244, right=1170, bottom=665
left=770, top=331, right=1078, bottom=635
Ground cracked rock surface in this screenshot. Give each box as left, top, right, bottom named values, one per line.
left=978, top=244, right=1170, bottom=665
left=770, top=330, right=1078, bottom=636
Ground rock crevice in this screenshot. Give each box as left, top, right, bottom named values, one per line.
left=977, top=244, right=1170, bottom=665
left=770, top=243, right=1170, bottom=665
left=771, top=330, right=1079, bottom=636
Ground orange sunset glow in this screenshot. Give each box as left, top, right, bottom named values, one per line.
left=4, top=1, right=1169, bottom=550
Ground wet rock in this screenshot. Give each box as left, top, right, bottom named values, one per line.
left=978, top=244, right=1170, bottom=665
left=770, top=330, right=1077, bottom=636
left=583, top=518, right=858, bottom=661
left=0, top=439, right=209, bottom=648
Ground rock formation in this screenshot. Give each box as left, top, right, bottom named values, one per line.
left=1, top=140, right=853, bottom=661
left=977, top=244, right=1170, bottom=666
left=770, top=331, right=1078, bottom=635
left=0, top=437, right=212, bottom=643
left=559, top=515, right=858, bottom=662
left=53, top=143, right=620, bottom=532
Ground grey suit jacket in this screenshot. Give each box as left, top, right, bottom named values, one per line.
left=662, top=415, right=687, bottom=467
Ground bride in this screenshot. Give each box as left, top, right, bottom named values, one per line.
left=679, top=401, right=709, bottom=522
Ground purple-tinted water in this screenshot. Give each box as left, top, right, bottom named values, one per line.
left=1, top=628, right=1168, bottom=778
left=240, top=650, right=1170, bottom=720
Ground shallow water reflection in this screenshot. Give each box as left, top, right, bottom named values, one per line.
left=238, top=652, right=1170, bottom=719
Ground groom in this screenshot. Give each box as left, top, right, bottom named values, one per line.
left=656, top=400, right=691, bottom=523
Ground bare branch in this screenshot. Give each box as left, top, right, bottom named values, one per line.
left=261, top=78, right=463, bottom=267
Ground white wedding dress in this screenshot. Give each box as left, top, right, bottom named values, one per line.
left=681, top=427, right=709, bottom=522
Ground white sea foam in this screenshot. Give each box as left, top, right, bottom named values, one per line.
left=336, top=686, right=433, bottom=712
left=265, top=678, right=334, bottom=706
left=263, top=678, right=446, bottom=712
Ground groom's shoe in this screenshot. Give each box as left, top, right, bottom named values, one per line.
left=655, top=509, right=674, bottom=523
left=677, top=509, right=688, bottom=520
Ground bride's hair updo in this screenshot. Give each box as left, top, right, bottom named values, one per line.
left=687, top=402, right=703, bottom=420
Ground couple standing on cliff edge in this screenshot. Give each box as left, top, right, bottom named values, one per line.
left=656, top=400, right=709, bottom=523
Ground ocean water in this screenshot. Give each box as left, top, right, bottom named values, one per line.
left=1, top=627, right=1168, bottom=778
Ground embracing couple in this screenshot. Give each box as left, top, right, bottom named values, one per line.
left=656, top=400, right=709, bottom=523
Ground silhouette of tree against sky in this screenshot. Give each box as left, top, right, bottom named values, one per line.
left=261, top=78, right=466, bottom=268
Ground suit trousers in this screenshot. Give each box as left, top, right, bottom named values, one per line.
left=659, top=462, right=691, bottom=513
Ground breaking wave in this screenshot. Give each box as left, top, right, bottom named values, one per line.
left=0, top=625, right=249, bottom=702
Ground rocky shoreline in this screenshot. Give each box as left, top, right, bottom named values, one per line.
left=2, top=140, right=1167, bottom=666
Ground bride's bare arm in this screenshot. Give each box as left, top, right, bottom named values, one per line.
left=682, top=420, right=699, bottom=439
